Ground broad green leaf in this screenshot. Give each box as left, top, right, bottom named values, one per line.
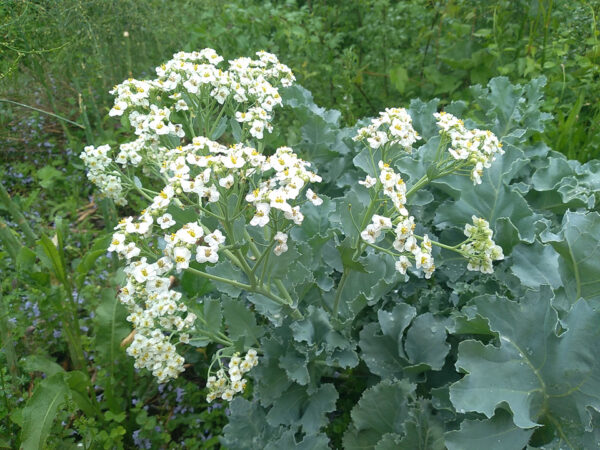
left=206, top=261, right=246, bottom=297
left=330, top=184, right=370, bottom=240
left=221, top=398, right=282, bottom=450
left=404, top=313, right=450, bottom=371
left=21, top=355, right=64, bottom=377
left=93, top=289, right=129, bottom=366
left=541, top=211, right=600, bottom=304
left=434, top=144, right=537, bottom=248
left=510, top=240, right=562, bottom=289
left=202, top=297, right=222, bottom=335
left=253, top=337, right=293, bottom=406
left=450, top=288, right=600, bottom=441
left=397, top=401, right=445, bottom=450
left=265, top=383, right=338, bottom=434
left=359, top=322, right=405, bottom=379
left=408, top=98, right=440, bottom=140
left=445, top=409, right=534, bottom=450
left=531, top=157, right=574, bottom=191
left=20, top=373, right=69, bottom=450
left=265, top=430, right=330, bottom=450
left=343, top=379, right=415, bottom=450
left=222, top=297, right=264, bottom=348
left=468, top=77, right=551, bottom=140
left=282, top=84, right=341, bottom=126
left=375, top=433, right=403, bottom=450
left=65, top=370, right=97, bottom=417
left=279, top=349, right=309, bottom=386
left=290, top=306, right=349, bottom=354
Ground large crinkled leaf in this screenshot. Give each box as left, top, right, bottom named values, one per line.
left=445, top=409, right=534, bottom=450
left=265, top=430, right=330, bottom=450
left=359, top=304, right=416, bottom=378
left=404, top=313, right=450, bottom=371
left=531, top=156, right=575, bottom=191
left=253, top=337, right=293, bottom=406
left=343, top=379, right=415, bottom=450
left=541, top=211, right=600, bottom=305
left=265, top=383, right=338, bottom=435
left=290, top=306, right=356, bottom=367
left=222, top=297, right=264, bottom=348
left=397, top=400, right=445, bottom=450
left=529, top=156, right=597, bottom=212
left=330, top=184, right=370, bottom=241
left=450, top=288, right=600, bottom=443
left=510, top=241, right=562, bottom=290
left=408, top=98, right=440, bottom=140
left=282, top=84, right=341, bottom=126
left=434, top=143, right=538, bottom=248
left=468, top=76, right=551, bottom=141
left=221, top=398, right=284, bottom=450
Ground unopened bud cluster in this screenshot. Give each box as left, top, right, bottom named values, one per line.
left=461, top=216, right=504, bottom=273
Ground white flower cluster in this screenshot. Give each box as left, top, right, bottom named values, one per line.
left=353, top=107, right=421, bottom=151
left=245, top=146, right=322, bottom=230
left=434, top=111, right=504, bottom=184
left=81, top=50, right=320, bottom=384
left=206, top=349, right=259, bottom=402
left=83, top=49, right=296, bottom=204
left=361, top=213, right=435, bottom=279
left=109, top=48, right=294, bottom=141
left=460, top=216, right=504, bottom=273
left=118, top=253, right=195, bottom=383
left=107, top=211, right=225, bottom=382
left=80, top=144, right=126, bottom=205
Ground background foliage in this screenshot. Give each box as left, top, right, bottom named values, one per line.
left=1, top=0, right=599, bottom=448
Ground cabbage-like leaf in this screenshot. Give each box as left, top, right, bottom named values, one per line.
left=541, top=211, right=600, bottom=304
left=450, top=288, right=600, bottom=445
left=445, top=409, right=533, bottom=450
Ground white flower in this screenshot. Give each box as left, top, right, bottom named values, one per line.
left=284, top=206, right=304, bottom=225
left=273, top=231, right=288, bottom=255
left=176, top=222, right=203, bottom=245
left=173, top=247, right=192, bottom=271
left=157, top=213, right=176, bottom=229
left=108, top=233, right=126, bottom=253
left=219, top=174, right=235, bottom=189
left=371, top=214, right=392, bottom=230
left=360, top=224, right=380, bottom=244
left=359, top=175, right=377, bottom=188
left=250, top=203, right=270, bottom=227
left=109, top=100, right=128, bottom=117
left=204, top=230, right=226, bottom=247
left=305, top=188, right=323, bottom=206
left=196, top=245, right=219, bottom=264
left=395, top=256, right=411, bottom=274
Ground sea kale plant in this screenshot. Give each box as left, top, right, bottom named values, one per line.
left=82, top=49, right=600, bottom=448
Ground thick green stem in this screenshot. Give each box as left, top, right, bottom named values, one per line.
left=332, top=268, right=350, bottom=318
left=186, top=266, right=252, bottom=290
left=405, top=174, right=430, bottom=199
